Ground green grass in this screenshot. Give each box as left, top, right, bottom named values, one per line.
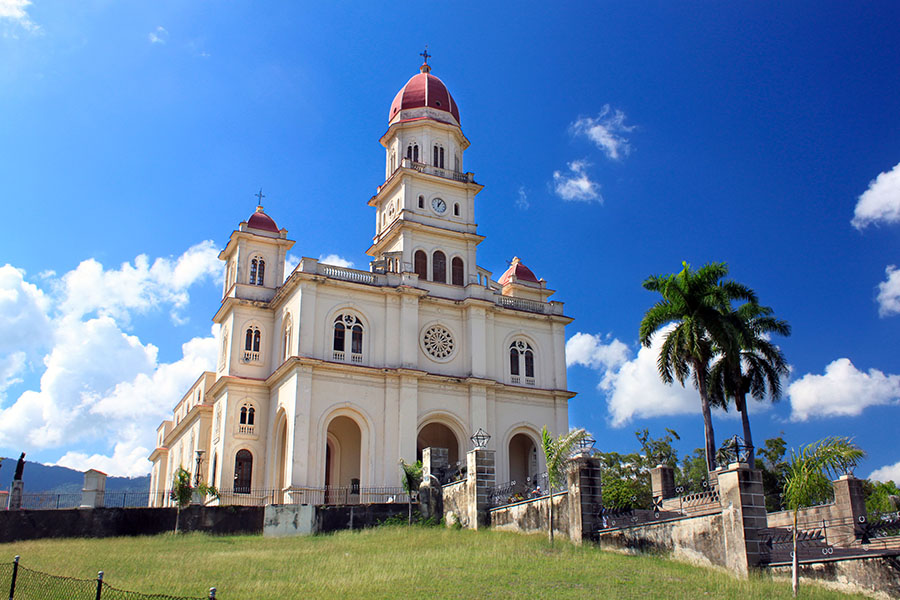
left=1, top=527, right=867, bottom=599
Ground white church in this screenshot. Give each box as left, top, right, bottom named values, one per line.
left=148, top=58, right=575, bottom=505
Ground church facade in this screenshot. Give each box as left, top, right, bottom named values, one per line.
left=148, top=61, right=575, bottom=505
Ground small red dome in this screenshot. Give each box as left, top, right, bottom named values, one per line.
left=247, top=206, right=279, bottom=233
left=389, top=65, right=460, bottom=125
left=498, top=257, right=540, bottom=286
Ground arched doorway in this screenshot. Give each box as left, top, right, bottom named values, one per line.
left=273, top=412, right=288, bottom=500
left=417, top=422, right=460, bottom=467
left=508, top=433, right=538, bottom=488
left=234, top=449, right=253, bottom=493
left=325, top=416, right=361, bottom=501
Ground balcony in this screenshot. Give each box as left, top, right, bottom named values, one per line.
left=332, top=351, right=363, bottom=364
left=237, top=424, right=255, bottom=436
left=403, top=158, right=473, bottom=183
left=242, top=350, right=261, bottom=363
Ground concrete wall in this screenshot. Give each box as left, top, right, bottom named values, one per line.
left=768, top=554, right=900, bottom=599
left=597, top=513, right=727, bottom=569
left=263, top=503, right=414, bottom=537
left=442, top=480, right=469, bottom=527
left=489, top=492, right=569, bottom=538
left=0, top=505, right=263, bottom=543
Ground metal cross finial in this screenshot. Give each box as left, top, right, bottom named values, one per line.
left=255, top=188, right=265, bottom=205
left=420, top=47, right=431, bottom=64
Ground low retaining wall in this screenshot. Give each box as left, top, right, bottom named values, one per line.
left=0, top=505, right=264, bottom=542
left=442, top=481, right=468, bottom=527
left=767, top=504, right=842, bottom=528
left=263, top=503, right=414, bottom=537
left=597, top=512, right=726, bottom=569
left=489, top=492, right=570, bottom=538
left=768, top=553, right=900, bottom=599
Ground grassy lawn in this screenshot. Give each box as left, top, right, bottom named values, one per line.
left=0, top=526, right=867, bottom=599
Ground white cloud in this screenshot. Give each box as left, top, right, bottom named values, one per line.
left=870, top=460, right=900, bottom=484
left=571, top=105, right=635, bottom=161
left=319, top=254, right=354, bottom=268
left=56, top=240, right=220, bottom=325
left=0, top=0, right=38, bottom=31
left=851, top=161, right=900, bottom=229
left=516, top=186, right=530, bottom=210
left=566, top=332, right=629, bottom=371
left=148, top=26, right=168, bottom=44
left=552, top=160, right=601, bottom=203
left=876, top=265, right=900, bottom=317
left=788, top=358, right=900, bottom=421
left=0, top=264, right=52, bottom=357
left=284, top=254, right=300, bottom=281
left=55, top=426, right=153, bottom=479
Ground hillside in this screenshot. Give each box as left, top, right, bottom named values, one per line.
left=0, top=458, right=149, bottom=494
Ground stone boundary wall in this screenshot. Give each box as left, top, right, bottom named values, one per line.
left=768, top=553, right=900, bottom=599
left=0, top=505, right=264, bottom=543
left=441, top=480, right=469, bottom=527
left=597, top=512, right=727, bottom=569
left=263, top=502, right=415, bottom=537
left=767, top=503, right=842, bottom=528
left=489, top=491, right=570, bottom=538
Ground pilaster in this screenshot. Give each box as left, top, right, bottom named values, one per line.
left=466, top=448, right=495, bottom=529
left=566, top=456, right=603, bottom=544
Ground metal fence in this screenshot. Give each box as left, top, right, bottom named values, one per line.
left=16, top=492, right=166, bottom=510
left=487, top=473, right=558, bottom=508
left=3, top=556, right=215, bottom=599
left=210, top=486, right=413, bottom=507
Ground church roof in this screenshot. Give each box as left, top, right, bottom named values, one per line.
left=247, top=206, right=279, bottom=233
left=389, top=64, right=460, bottom=125
left=498, top=257, right=540, bottom=285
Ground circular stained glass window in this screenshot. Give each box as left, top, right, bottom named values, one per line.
left=422, top=325, right=455, bottom=360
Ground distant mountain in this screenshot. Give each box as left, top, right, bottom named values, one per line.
left=0, top=458, right=149, bottom=494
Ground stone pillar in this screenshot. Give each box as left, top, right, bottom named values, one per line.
left=466, top=448, right=495, bottom=530
left=650, top=464, right=676, bottom=501
left=566, top=455, right=603, bottom=544
left=833, top=474, right=867, bottom=522
left=422, top=447, right=449, bottom=482
left=7, top=480, right=23, bottom=510
left=80, top=469, right=107, bottom=508
left=717, top=462, right=767, bottom=577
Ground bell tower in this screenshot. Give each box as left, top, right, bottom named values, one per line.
left=367, top=56, right=484, bottom=286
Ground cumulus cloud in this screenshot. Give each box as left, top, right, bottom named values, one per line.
left=788, top=358, right=900, bottom=421
left=148, top=26, right=168, bottom=44
left=571, top=105, right=635, bottom=160
left=876, top=265, right=900, bottom=317
left=56, top=240, right=220, bottom=325
left=552, top=160, right=601, bottom=202
left=851, top=161, right=900, bottom=229
left=0, top=0, right=38, bottom=31
left=0, top=243, right=222, bottom=475
left=319, top=254, right=354, bottom=268
left=870, top=460, right=900, bottom=484
left=566, top=332, right=629, bottom=371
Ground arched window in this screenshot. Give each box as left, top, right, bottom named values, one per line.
left=453, top=202, right=460, bottom=216
left=243, top=326, right=261, bottom=363
left=432, top=251, right=446, bottom=283
left=257, top=259, right=265, bottom=286
left=509, top=340, right=535, bottom=385
left=239, top=402, right=256, bottom=427
left=333, top=314, right=364, bottom=363
left=407, top=144, right=419, bottom=163
left=249, top=259, right=257, bottom=285
left=451, top=257, right=464, bottom=286
left=211, top=453, right=218, bottom=488
left=234, top=449, right=252, bottom=494
left=414, top=250, right=428, bottom=280
left=249, top=257, right=266, bottom=286
left=433, top=145, right=444, bottom=168
left=418, top=195, right=425, bottom=209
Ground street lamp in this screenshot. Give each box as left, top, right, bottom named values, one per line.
left=194, top=450, right=205, bottom=486
left=470, top=428, right=491, bottom=450
left=576, top=434, right=596, bottom=456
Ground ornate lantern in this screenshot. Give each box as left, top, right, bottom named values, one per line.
left=470, top=428, right=491, bottom=449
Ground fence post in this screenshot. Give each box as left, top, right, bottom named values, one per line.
left=208, top=586, right=216, bottom=599
left=95, top=571, right=103, bottom=600
left=8, top=555, right=19, bottom=600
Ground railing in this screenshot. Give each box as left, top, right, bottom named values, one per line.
left=213, top=486, right=414, bottom=507
left=757, top=512, right=900, bottom=564
left=237, top=424, right=255, bottom=435
left=350, top=353, right=363, bottom=364
left=320, top=264, right=376, bottom=285
left=242, top=350, right=260, bottom=363
left=333, top=350, right=344, bottom=361
left=332, top=351, right=363, bottom=364
left=672, top=480, right=721, bottom=515
left=15, top=491, right=168, bottom=509
left=404, top=159, right=473, bottom=183
left=488, top=473, right=554, bottom=508
left=525, top=376, right=535, bottom=386
left=495, top=295, right=547, bottom=314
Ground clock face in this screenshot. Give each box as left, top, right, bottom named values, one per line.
left=431, top=197, right=447, bottom=214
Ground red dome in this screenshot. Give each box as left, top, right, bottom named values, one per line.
left=247, top=206, right=279, bottom=233
left=389, top=65, right=460, bottom=125
left=498, top=257, right=540, bottom=286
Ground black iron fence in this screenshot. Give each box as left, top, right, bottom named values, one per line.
left=488, top=473, right=558, bottom=508
left=15, top=491, right=167, bottom=510
left=4, top=556, right=214, bottom=599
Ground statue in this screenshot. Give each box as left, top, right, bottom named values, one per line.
left=13, top=452, right=25, bottom=481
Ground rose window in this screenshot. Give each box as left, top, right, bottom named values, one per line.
left=423, top=326, right=455, bottom=360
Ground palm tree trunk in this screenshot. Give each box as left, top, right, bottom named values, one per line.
left=696, top=359, right=717, bottom=473
left=792, top=509, right=799, bottom=597
left=548, top=493, right=554, bottom=545
left=738, top=393, right=755, bottom=465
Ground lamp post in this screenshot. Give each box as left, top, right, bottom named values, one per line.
left=194, top=450, right=205, bottom=486
left=576, top=433, right=596, bottom=457
left=470, top=428, right=491, bottom=450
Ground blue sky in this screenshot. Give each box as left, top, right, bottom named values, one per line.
left=1, top=1, right=899, bottom=480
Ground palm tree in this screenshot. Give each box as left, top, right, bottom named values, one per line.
left=540, top=426, right=588, bottom=545
left=399, top=459, right=422, bottom=525
left=783, top=437, right=864, bottom=597
left=640, top=262, right=756, bottom=472
left=709, top=302, right=790, bottom=465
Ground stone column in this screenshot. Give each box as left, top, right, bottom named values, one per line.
left=833, top=474, right=867, bottom=522
left=7, top=480, right=23, bottom=510
left=650, top=465, right=676, bottom=501
left=466, top=448, right=495, bottom=530
left=80, top=469, right=107, bottom=508
left=422, top=447, right=449, bottom=482
left=566, top=455, right=603, bottom=544
left=717, top=462, right=767, bottom=577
